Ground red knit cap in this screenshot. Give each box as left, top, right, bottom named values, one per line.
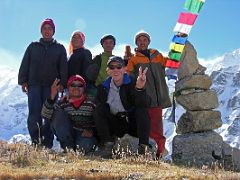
left=67, top=75, right=86, bottom=88
left=40, top=18, right=55, bottom=34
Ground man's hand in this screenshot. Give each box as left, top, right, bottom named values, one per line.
left=135, top=66, right=148, bottom=89
left=50, top=79, right=60, bottom=100
left=21, top=82, right=28, bottom=93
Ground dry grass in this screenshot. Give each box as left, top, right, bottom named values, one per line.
left=0, top=141, right=240, bottom=180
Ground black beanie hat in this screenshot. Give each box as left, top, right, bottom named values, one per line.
left=100, top=34, right=116, bottom=46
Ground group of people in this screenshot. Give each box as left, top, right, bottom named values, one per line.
left=18, top=18, right=171, bottom=158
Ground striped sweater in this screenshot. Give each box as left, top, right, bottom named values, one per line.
left=41, top=96, right=96, bottom=129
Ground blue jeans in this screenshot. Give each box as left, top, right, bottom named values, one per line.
left=27, top=85, right=54, bottom=148
left=51, top=108, right=97, bottom=153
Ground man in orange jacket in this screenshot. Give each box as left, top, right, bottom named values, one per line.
left=126, top=31, right=171, bottom=157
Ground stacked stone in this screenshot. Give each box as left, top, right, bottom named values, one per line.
left=172, top=41, right=240, bottom=171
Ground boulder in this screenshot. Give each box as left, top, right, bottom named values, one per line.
left=176, top=90, right=219, bottom=110
left=176, top=110, right=222, bottom=134
left=172, top=131, right=223, bottom=167
left=178, top=41, right=199, bottom=80
left=113, top=134, right=158, bottom=156
left=175, top=74, right=212, bottom=92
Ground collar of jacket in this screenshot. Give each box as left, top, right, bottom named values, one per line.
left=102, top=73, right=131, bottom=90
left=135, top=48, right=157, bottom=57
left=39, top=38, right=56, bottom=46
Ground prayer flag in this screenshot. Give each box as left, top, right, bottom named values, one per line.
left=184, top=0, right=205, bottom=14
left=170, top=43, right=185, bottom=53
left=172, top=34, right=188, bottom=45
left=173, top=22, right=192, bottom=35
left=165, top=59, right=180, bottom=69
left=178, top=12, right=198, bottom=25
left=169, top=51, right=182, bottom=61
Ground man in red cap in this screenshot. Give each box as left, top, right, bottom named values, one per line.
left=42, top=75, right=97, bottom=153
left=18, top=18, right=68, bottom=148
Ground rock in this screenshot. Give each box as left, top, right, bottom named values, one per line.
left=176, top=90, right=219, bottom=110
left=175, top=75, right=212, bottom=92
left=172, top=131, right=223, bottom=167
left=176, top=110, right=222, bottom=134
left=113, top=134, right=158, bottom=156
left=195, top=64, right=207, bottom=75
left=222, top=142, right=240, bottom=171
left=178, top=41, right=199, bottom=80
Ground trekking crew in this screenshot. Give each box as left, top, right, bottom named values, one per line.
left=19, top=19, right=171, bottom=157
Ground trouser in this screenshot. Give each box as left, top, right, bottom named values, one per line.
left=94, top=105, right=150, bottom=146
left=27, top=85, right=53, bottom=148
left=51, top=108, right=97, bottom=153
left=148, top=107, right=166, bottom=155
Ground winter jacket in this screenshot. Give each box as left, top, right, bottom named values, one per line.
left=68, top=48, right=92, bottom=83
left=95, top=73, right=149, bottom=112
left=126, top=48, right=171, bottom=108
left=18, top=38, right=68, bottom=87
left=87, top=52, right=113, bottom=86
left=41, top=95, right=96, bottom=129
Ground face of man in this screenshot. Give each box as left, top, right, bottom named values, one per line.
left=107, top=61, right=125, bottom=85
left=41, top=24, right=54, bottom=41
left=136, top=36, right=150, bottom=51
left=102, top=39, right=115, bottom=54
left=71, top=34, right=83, bottom=49
left=68, top=80, right=85, bottom=99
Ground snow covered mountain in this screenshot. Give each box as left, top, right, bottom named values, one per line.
left=0, top=49, right=239, bottom=151
left=0, top=65, right=29, bottom=140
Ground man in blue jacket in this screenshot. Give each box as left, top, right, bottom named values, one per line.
left=18, top=18, right=68, bottom=148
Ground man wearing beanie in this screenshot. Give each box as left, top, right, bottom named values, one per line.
left=126, top=30, right=171, bottom=158
left=41, top=75, right=97, bottom=153
left=18, top=18, right=68, bottom=148
left=87, top=34, right=116, bottom=87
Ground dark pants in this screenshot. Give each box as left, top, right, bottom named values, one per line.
left=93, top=105, right=150, bottom=145
left=51, top=108, right=97, bottom=153
left=27, top=85, right=53, bottom=148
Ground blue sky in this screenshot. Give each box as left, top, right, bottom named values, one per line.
left=0, top=0, right=239, bottom=69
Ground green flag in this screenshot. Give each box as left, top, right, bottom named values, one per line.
left=184, top=0, right=205, bottom=14
left=169, top=51, right=182, bottom=61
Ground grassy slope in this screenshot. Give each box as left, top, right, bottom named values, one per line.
left=0, top=141, right=240, bottom=179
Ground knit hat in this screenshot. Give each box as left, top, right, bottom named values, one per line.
left=134, top=31, right=151, bottom=45
left=69, top=30, right=85, bottom=55
left=40, top=18, right=55, bottom=34
left=67, top=75, right=86, bottom=89
left=107, top=56, right=125, bottom=66
left=100, top=34, right=116, bottom=46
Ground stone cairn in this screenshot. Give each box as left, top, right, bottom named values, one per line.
left=172, top=41, right=240, bottom=171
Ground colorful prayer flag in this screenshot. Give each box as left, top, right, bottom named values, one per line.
left=169, top=51, right=182, bottom=61
left=170, top=43, right=185, bottom=53
left=172, top=35, right=188, bottom=45
left=178, top=12, right=198, bottom=25
left=184, top=0, right=205, bottom=14
left=165, top=59, right=180, bottom=69
left=173, top=22, right=192, bottom=35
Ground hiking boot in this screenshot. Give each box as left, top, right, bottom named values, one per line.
left=93, top=141, right=114, bottom=159
left=138, top=144, right=148, bottom=155
left=157, top=148, right=168, bottom=159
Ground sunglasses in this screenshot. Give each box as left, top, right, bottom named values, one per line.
left=108, top=64, right=123, bottom=70
left=70, top=83, right=84, bottom=88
